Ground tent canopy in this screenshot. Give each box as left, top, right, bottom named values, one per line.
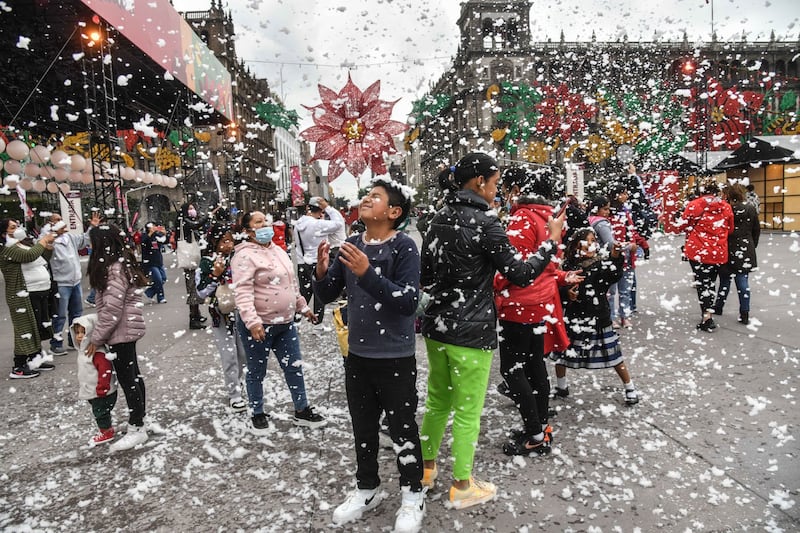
left=714, top=136, right=800, bottom=170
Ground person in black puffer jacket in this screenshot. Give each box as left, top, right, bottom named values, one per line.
left=419, top=152, right=565, bottom=509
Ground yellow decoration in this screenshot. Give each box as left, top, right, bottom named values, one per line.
left=583, top=134, right=613, bottom=164
left=61, top=132, right=90, bottom=155
left=486, top=84, right=501, bottom=102
left=194, top=131, right=212, bottom=143
left=135, top=143, right=153, bottom=160
left=91, top=143, right=111, bottom=161
left=121, top=153, right=135, bottom=168
left=155, top=147, right=181, bottom=171
left=604, top=119, right=639, bottom=146
left=491, top=128, right=508, bottom=142
left=565, top=143, right=580, bottom=159
left=520, top=141, right=553, bottom=164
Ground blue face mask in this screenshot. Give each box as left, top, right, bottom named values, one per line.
left=254, top=226, right=274, bottom=244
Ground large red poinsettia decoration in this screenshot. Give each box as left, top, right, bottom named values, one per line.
left=299, top=75, right=407, bottom=181
left=535, top=83, right=597, bottom=144
left=688, top=78, right=765, bottom=150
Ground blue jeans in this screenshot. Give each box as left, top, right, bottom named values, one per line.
left=715, top=271, right=750, bottom=314
left=236, top=318, right=309, bottom=416
left=52, top=283, right=83, bottom=349
left=608, top=268, right=635, bottom=320
left=144, top=265, right=166, bottom=301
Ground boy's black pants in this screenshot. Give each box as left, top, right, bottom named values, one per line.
left=345, top=353, right=423, bottom=492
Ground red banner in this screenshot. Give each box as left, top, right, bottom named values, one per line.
left=290, top=166, right=304, bottom=207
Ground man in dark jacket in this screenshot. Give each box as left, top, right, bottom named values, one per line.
left=141, top=223, right=167, bottom=304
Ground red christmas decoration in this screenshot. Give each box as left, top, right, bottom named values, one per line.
left=300, top=75, right=406, bottom=182
left=688, top=78, right=765, bottom=150
left=535, top=83, right=597, bottom=143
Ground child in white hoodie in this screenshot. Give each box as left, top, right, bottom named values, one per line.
left=72, top=315, right=118, bottom=447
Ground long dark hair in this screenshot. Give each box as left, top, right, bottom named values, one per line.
left=0, top=219, right=14, bottom=249
left=88, top=224, right=148, bottom=291
left=204, top=223, right=231, bottom=257
left=437, top=152, right=498, bottom=193
left=563, top=227, right=596, bottom=268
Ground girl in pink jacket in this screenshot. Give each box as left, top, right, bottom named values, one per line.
left=86, top=224, right=150, bottom=452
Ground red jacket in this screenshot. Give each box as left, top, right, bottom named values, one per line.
left=609, top=206, right=642, bottom=269
left=272, top=221, right=287, bottom=251
left=494, top=202, right=570, bottom=353
left=682, top=194, right=734, bottom=265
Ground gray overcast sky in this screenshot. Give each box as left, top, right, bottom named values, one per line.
left=171, top=0, right=799, bottom=197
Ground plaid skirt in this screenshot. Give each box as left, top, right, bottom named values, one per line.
left=549, top=325, right=624, bottom=369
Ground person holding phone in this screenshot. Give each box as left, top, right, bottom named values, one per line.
left=493, top=165, right=583, bottom=456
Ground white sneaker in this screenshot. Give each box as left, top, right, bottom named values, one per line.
left=143, top=416, right=167, bottom=435
left=109, top=425, right=148, bottom=452
left=332, top=487, right=383, bottom=525
left=394, top=489, right=425, bottom=533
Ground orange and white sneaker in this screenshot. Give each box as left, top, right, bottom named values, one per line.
left=88, top=427, right=115, bottom=447
left=422, top=464, right=438, bottom=491
left=449, top=477, right=497, bottom=509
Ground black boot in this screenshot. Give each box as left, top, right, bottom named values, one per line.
left=738, top=312, right=749, bottom=325
left=189, top=317, right=205, bottom=329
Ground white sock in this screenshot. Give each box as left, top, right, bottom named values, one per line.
left=557, top=377, right=567, bottom=389
left=624, top=381, right=635, bottom=391
left=532, top=432, right=545, bottom=442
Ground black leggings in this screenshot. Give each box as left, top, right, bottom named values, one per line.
left=689, top=260, right=719, bottom=314
left=499, top=320, right=550, bottom=436
left=297, top=263, right=324, bottom=321
left=28, top=290, right=53, bottom=342
left=110, top=341, right=146, bottom=427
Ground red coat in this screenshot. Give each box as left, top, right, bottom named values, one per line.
left=682, top=194, right=734, bottom=265
left=494, top=202, right=570, bottom=353
left=272, top=221, right=287, bottom=251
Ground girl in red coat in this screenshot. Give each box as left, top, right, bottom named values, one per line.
left=494, top=166, right=583, bottom=455
left=680, top=181, right=734, bottom=331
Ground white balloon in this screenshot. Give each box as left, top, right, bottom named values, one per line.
left=24, top=163, right=41, bottom=177
left=53, top=167, right=68, bottom=182
left=0, top=138, right=5, bottom=154
left=6, top=140, right=29, bottom=161
left=70, top=154, right=87, bottom=171
left=81, top=171, right=94, bottom=185
left=69, top=170, right=83, bottom=183
left=50, top=150, right=70, bottom=168
left=3, top=175, right=19, bottom=187
left=143, top=172, right=153, bottom=184
left=59, top=183, right=71, bottom=194
left=153, top=174, right=163, bottom=186
left=46, top=181, right=60, bottom=194
left=19, top=177, right=33, bottom=190
left=39, top=165, right=55, bottom=179
left=4, top=159, right=22, bottom=175
left=30, top=145, right=51, bottom=164
left=135, top=169, right=145, bottom=182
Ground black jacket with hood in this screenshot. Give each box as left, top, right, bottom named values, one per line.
left=420, top=189, right=558, bottom=350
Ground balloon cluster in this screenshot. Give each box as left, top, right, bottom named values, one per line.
left=0, top=138, right=178, bottom=193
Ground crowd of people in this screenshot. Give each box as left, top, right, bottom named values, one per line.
left=0, top=152, right=761, bottom=533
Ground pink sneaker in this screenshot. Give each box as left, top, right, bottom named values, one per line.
left=89, top=427, right=116, bottom=447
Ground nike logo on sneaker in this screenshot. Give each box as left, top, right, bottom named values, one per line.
left=364, top=495, right=375, bottom=505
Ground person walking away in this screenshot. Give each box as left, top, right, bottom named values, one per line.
left=713, top=183, right=760, bottom=325
left=72, top=314, right=118, bottom=447
left=550, top=228, right=640, bottom=405
left=232, top=211, right=327, bottom=435
left=314, top=178, right=425, bottom=532
left=85, top=224, right=152, bottom=452
left=292, top=197, right=344, bottom=328
left=493, top=165, right=583, bottom=456
left=196, top=224, right=247, bottom=412
left=679, top=181, right=734, bottom=331
left=45, top=211, right=100, bottom=354
left=1, top=219, right=56, bottom=377
left=419, top=153, right=564, bottom=509
left=179, top=202, right=211, bottom=329
left=141, top=223, right=168, bottom=304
